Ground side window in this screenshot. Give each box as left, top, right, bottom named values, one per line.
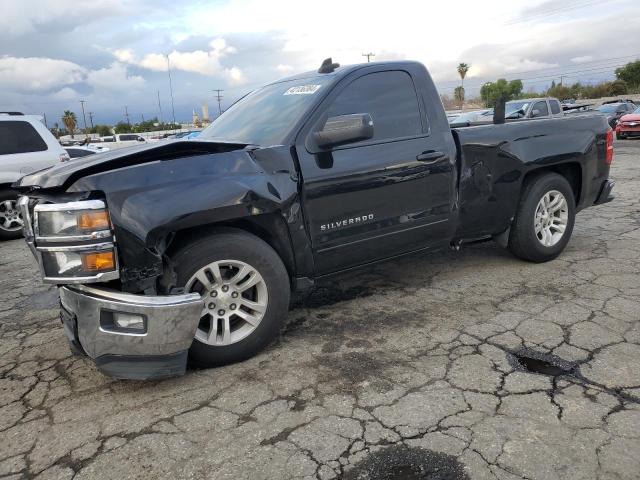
left=550, top=100, right=561, bottom=115
left=119, top=134, right=136, bottom=141
left=0, top=121, right=48, bottom=155
left=324, top=71, right=423, bottom=144
left=532, top=101, right=549, bottom=117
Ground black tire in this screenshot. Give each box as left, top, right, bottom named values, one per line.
left=0, top=190, right=24, bottom=241
left=172, top=229, right=290, bottom=368
left=508, top=173, right=576, bottom=263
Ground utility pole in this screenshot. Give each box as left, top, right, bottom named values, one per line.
left=42, top=113, right=48, bottom=128
left=362, top=52, right=375, bottom=63
left=157, top=90, right=164, bottom=124
left=560, top=75, right=564, bottom=86
left=79, top=100, right=88, bottom=136
left=166, top=55, right=177, bottom=127
left=124, top=105, right=130, bottom=126
left=88, top=112, right=94, bottom=129
left=141, top=114, right=145, bottom=123
left=212, top=89, right=223, bottom=116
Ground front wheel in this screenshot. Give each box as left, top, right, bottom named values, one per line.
left=508, top=173, right=576, bottom=263
left=172, top=229, right=290, bottom=367
left=0, top=190, right=24, bottom=240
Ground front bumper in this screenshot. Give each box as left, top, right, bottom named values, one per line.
left=59, top=285, right=203, bottom=380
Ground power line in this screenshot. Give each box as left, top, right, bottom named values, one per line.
left=212, top=89, right=224, bottom=116
left=167, top=55, right=177, bottom=125
left=79, top=100, right=88, bottom=136
left=157, top=90, right=164, bottom=124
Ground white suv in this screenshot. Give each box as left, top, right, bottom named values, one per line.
left=0, top=113, right=69, bottom=239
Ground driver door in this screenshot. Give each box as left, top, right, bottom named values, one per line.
left=296, top=70, right=457, bottom=275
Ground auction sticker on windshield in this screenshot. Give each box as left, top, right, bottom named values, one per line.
left=284, top=85, right=322, bottom=95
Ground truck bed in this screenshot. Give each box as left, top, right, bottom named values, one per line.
left=452, top=113, right=610, bottom=239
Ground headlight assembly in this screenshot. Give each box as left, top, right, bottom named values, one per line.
left=35, top=200, right=112, bottom=241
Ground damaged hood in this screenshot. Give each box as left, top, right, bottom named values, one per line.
left=15, top=140, right=250, bottom=190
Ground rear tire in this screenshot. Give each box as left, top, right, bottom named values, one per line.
left=508, top=173, right=576, bottom=263
left=172, top=229, right=290, bottom=368
left=0, top=190, right=24, bottom=241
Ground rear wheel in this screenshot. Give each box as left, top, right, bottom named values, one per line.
left=173, top=229, right=290, bottom=367
left=508, top=173, right=576, bottom=263
left=0, top=190, right=24, bottom=240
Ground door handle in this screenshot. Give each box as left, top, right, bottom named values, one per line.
left=416, top=151, right=445, bottom=163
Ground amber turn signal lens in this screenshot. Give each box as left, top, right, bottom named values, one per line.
left=81, top=251, right=115, bottom=272
left=77, top=210, right=110, bottom=231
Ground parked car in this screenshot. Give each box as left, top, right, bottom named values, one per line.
left=0, top=112, right=69, bottom=239
left=64, top=145, right=110, bottom=158
left=16, top=60, right=614, bottom=379
left=615, top=106, right=640, bottom=139
left=449, top=109, right=492, bottom=127
left=89, top=133, right=146, bottom=150
left=596, top=102, right=637, bottom=128
left=504, top=98, right=564, bottom=120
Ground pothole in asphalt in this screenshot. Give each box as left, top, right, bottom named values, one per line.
left=511, top=349, right=574, bottom=377
left=343, top=445, right=469, bottom=480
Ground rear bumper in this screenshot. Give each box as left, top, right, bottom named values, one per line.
left=59, top=285, right=203, bottom=380
left=594, top=179, right=615, bottom=205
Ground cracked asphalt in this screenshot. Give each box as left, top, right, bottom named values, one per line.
left=1, top=140, right=639, bottom=480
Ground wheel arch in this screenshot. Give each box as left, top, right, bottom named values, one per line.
left=165, top=213, right=297, bottom=285
left=521, top=162, right=582, bottom=205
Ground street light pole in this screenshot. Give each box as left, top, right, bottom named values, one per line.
left=212, top=89, right=223, bottom=116
left=166, top=55, right=177, bottom=127
left=362, top=52, right=375, bottom=63
left=79, top=100, right=88, bottom=137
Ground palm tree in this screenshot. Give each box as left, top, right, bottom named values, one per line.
left=457, top=63, right=470, bottom=111
left=62, top=110, right=77, bottom=138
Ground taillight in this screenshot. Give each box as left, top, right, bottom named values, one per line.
left=605, top=128, right=614, bottom=165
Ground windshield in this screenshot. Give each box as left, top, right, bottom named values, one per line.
left=597, top=104, right=619, bottom=113
left=199, top=76, right=333, bottom=146
left=505, top=101, right=530, bottom=116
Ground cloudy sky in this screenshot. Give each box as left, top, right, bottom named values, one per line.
left=1, top=0, right=639, bottom=125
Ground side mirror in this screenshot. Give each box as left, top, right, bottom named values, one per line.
left=313, top=113, right=374, bottom=149
left=138, top=137, right=145, bottom=142
left=531, top=109, right=542, bottom=118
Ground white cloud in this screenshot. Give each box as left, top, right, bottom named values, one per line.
left=571, top=55, right=595, bottom=63
left=86, top=62, right=145, bottom=91
left=0, top=56, right=86, bottom=91
left=276, top=64, right=294, bottom=74
left=0, top=0, right=125, bottom=35
left=52, top=87, right=79, bottom=101
left=112, top=36, right=247, bottom=86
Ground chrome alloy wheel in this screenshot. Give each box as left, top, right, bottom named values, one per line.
left=0, top=199, right=23, bottom=232
left=534, top=190, right=568, bottom=247
left=186, top=260, right=268, bottom=346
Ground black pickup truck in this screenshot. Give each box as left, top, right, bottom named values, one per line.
left=16, top=60, right=615, bottom=379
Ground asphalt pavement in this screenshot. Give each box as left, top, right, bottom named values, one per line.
left=1, top=139, right=639, bottom=479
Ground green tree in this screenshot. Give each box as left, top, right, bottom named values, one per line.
left=609, top=79, right=628, bottom=96
left=457, top=63, right=470, bottom=109
left=547, top=84, right=572, bottom=100
left=480, top=79, right=524, bottom=123
left=615, top=60, right=640, bottom=88
left=114, top=122, right=133, bottom=134
left=92, top=125, right=112, bottom=137
left=61, top=110, right=77, bottom=138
